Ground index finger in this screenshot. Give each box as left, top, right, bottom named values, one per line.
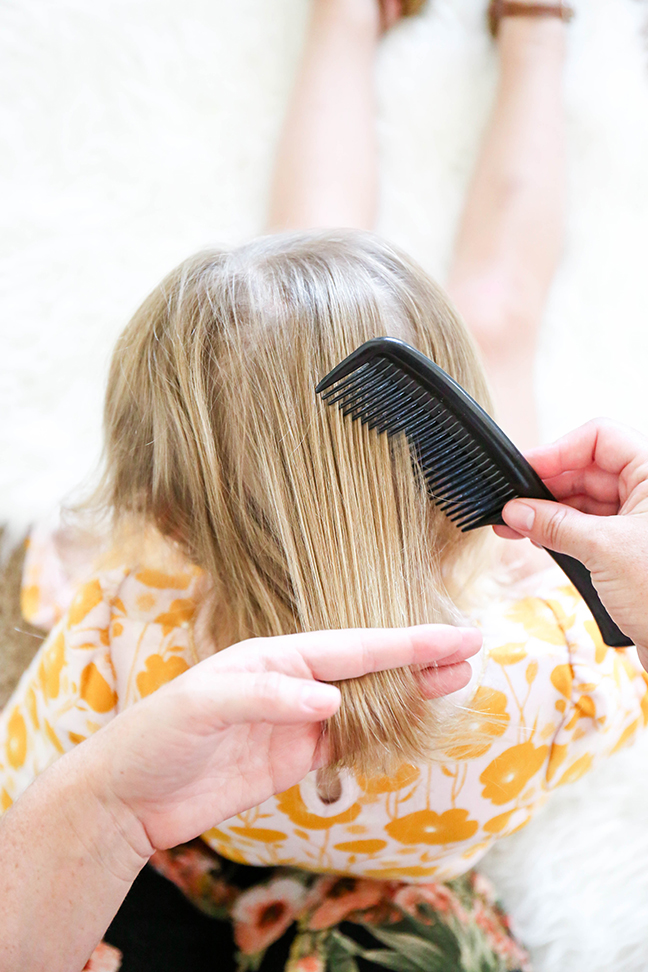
left=525, top=418, right=648, bottom=481
left=263, top=625, right=483, bottom=683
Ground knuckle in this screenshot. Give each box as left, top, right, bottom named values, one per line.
left=542, top=504, right=571, bottom=551
left=251, top=670, right=287, bottom=704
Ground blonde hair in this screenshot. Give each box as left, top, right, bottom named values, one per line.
left=98, top=231, right=494, bottom=774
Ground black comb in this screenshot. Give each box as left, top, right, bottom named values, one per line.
left=316, top=337, right=632, bottom=648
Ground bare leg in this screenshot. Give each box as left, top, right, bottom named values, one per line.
left=267, top=0, right=402, bottom=232
left=447, top=18, right=568, bottom=450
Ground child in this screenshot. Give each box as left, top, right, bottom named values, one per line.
left=3, top=228, right=647, bottom=969
left=3, top=1, right=643, bottom=970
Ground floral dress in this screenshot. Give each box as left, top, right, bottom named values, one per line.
left=144, top=839, right=530, bottom=972
left=4, top=534, right=648, bottom=971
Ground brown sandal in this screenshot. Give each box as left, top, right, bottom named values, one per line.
left=400, top=0, right=427, bottom=13
left=488, top=0, right=574, bottom=37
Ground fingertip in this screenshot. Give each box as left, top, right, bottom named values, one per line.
left=419, top=661, right=473, bottom=699
left=493, top=524, right=526, bottom=541
left=300, top=682, right=341, bottom=718
left=456, top=627, right=483, bottom=656
left=502, top=500, right=536, bottom=534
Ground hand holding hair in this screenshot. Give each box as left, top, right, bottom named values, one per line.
left=0, top=623, right=480, bottom=972
left=495, top=418, right=648, bottom=668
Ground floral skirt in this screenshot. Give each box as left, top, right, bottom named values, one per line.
left=102, top=841, right=531, bottom=972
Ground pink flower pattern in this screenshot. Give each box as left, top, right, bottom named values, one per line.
left=82, top=942, right=122, bottom=972
left=146, top=845, right=532, bottom=971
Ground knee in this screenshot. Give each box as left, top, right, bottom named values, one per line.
left=450, top=283, right=541, bottom=363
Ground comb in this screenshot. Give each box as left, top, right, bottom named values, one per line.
left=316, top=337, right=632, bottom=648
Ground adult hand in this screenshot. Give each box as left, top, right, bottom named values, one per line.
left=86, top=624, right=482, bottom=862
left=495, top=419, right=648, bottom=666
left=0, top=624, right=480, bottom=972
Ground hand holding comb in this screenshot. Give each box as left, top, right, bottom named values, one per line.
left=316, top=337, right=632, bottom=648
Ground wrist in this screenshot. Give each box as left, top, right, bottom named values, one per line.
left=0, top=732, right=152, bottom=971
left=66, top=733, right=154, bottom=884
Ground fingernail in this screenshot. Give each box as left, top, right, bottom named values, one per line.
left=301, top=683, right=341, bottom=714
left=503, top=501, right=535, bottom=533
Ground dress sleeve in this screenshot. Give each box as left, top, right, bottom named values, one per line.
left=543, top=582, right=648, bottom=789
left=0, top=572, right=124, bottom=814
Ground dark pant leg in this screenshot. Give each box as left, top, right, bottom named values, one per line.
left=105, top=864, right=237, bottom=972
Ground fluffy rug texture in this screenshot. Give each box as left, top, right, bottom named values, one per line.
left=2, top=0, right=648, bottom=968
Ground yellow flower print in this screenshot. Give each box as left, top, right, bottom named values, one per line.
left=356, top=763, right=420, bottom=796
left=479, top=741, right=548, bottom=805
left=20, top=584, right=40, bottom=622
left=443, top=687, right=510, bottom=761
left=135, top=569, right=191, bottom=590
left=584, top=620, right=608, bottom=664
left=137, top=592, right=157, bottom=613
left=44, top=719, right=64, bottom=755
left=618, top=653, right=643, bottom=684
left=482, top=809, right=516, bottom=834
left=215, top=845, right=248, bottom=864
left=385, top=808, right=479, bottom=845
left=333, top=839, right=387, bottom=854
left=564, top=694, right=597, bottom=731
left=1, top=788, right=12, bottom=811
left=67, top=579, right=103, bottom=627
left=505, top=598, right=564, bottom=645
left=112, top=597, right=126, bottom=616
left=202, top=827, right=233, bottom=844
left=546, top=742, right=568, bottom=783
left=489, top=643, right=527, bottom=666
left=136, top=654, right=190, bottom=698
left=6, top=707, right=27, bottom=769
left=275, top=786, right=361, bottom=831
left=610, top=719, right=641, bottom=756
left=80, top=662, right=118, bottom=713
left=37, top=630, right=66, bottom=701
left=526, top=660, right=539, bottom=685
left=155, top=599, right=196, bottom=636
left=550, top=664, right=573, bottom=699
left=556, top=583, right=581, bottom=606
left=545, top=598, right=576, bottom=633
left=229, top=826, right=288, bottom=843
left=556, top=753, right=593, bottom=786
left=25, top=687, right=39, bottom=729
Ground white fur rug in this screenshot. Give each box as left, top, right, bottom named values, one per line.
left=2, top=0, right=648, bottom=968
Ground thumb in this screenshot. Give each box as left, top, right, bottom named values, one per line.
left=502, top=498, right=606, bottom=566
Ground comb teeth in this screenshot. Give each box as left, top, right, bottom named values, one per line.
left=320, top=356, right=517, bottom=532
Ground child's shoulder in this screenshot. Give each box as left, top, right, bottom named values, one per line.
left=466, top=565, right=647, bottom=734
left=475, top=564, right=607, bottom=663
left=22, top=518, right=205, bottom=632
left=79, top=553, right=205, bottom=707
left=95, top=530, right=204, bottom=619
left=111, top=561, right=204, bottom=623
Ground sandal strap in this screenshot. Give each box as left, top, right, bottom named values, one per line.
left=488, top=0, right=575, bottom=37
left=400, top=0, right=427, bottom=16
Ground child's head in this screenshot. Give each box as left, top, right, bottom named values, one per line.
left=101, top=231, right=492, bottom=773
